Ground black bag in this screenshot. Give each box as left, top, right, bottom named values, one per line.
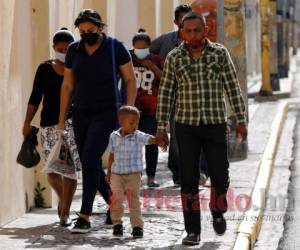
left=17, top=126, right=41, bottom=168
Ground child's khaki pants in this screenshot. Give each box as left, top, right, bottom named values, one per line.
left=110, top=172, right=143, bottom=228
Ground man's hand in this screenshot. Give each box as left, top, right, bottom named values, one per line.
left=236, top=123, right=247, bottom=143
left=155, top=130, right=169, bottom=149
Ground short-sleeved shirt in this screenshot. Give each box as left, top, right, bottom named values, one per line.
left=130, top=51, right=164, bottom=116
left=65, top=34, right=131, bottom=113
left=28, top=60, right=64, bottom=127
left=108, top=129, right=152, bottom=174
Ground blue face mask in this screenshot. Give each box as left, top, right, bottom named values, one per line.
left=134, top=48, right=150, bottom=60
left=54, top=51, right=66, bottom=63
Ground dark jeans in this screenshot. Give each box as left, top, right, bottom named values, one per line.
left=168, top=112, right=209, bottom=182
left=72, top=109, right=117, bottom=215
left=175, top=123, right=229, bottom=234
left=138, top=115, right=158, bottom=177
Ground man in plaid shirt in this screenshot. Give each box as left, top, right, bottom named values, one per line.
left=156, top=12, right=247, bottom=245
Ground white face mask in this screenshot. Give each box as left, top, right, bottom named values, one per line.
left=134, top=48, right=150, bottom=60
left=54, top=51, right=66, bottom=63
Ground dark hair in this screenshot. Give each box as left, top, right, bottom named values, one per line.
left=174, top=4, right=191, bottom=21
left=132, top=28, right=151, bottom=45
left=119, top=105, right=140, bottom=118
left=74, top=9, right=105, bottom=28
left=181, top=12, right=206, bottom=28
left=53, top=28, right=75, bottom=45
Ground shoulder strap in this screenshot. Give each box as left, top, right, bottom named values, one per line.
left=111, top=38, right=121, bottom=108
left=111, top=38, right=120, bottom=128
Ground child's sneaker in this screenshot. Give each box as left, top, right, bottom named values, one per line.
left=132, top=227, right=143, bottom=238
left=113, top=224, right=123, bottom=236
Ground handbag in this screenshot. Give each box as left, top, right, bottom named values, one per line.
left=16, top=126, right=41, bottom=168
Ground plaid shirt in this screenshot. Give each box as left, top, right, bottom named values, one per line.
left=156, top=40, right=246, bottom=131
left=108, top=129, right=152, bottom=174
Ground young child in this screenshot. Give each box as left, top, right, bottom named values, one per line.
left=106, top=105, right=166, bottom=238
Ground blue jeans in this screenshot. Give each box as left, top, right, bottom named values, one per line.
left=72, top=109, right=117, bottom=215
left=138, top=115, right=158, bottom=177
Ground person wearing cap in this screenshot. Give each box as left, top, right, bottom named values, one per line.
left=58, top=9, right=137, bottom=233
left=22, top=28, right=79, bottom=227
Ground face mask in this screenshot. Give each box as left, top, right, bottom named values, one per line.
left=81, top=32, right=100, bottom=46
left=134, top=48, right=150, bottom=60
left=54, top=51, right=66, bottom=63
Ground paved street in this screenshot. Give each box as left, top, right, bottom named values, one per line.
left=0, top=98, right=281, bottom=249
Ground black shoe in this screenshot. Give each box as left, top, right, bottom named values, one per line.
left=212, top=214, right=227, bottom=235
left=113, top=224, right=123, bottom=236
left=105, top=209, right=112, bottom=225
left=173, top=179, right=181, bottom=186
left=147, top=182, right=160, bottom=188
left=132, top=227, right=143, bottom=238
left=71, top=217, right=91, bottom=233
left=182, top=233, right=200, bottom=245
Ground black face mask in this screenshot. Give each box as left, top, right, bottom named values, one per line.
left=81, top=32, right=100, bottom=46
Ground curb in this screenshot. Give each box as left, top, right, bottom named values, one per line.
left=233, top=101, right=288, bottom=250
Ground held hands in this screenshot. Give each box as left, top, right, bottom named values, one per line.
left=155, top=131, right=169, bottom=152
left=236, top=123, right=247, bottom=143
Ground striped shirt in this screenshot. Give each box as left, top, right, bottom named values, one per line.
left=156, top=39, right=246, bottom=131
left=108, top=129, right=152, bottom=174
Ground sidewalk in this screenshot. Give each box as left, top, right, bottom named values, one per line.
left=0, top=70, right=295, bottom=250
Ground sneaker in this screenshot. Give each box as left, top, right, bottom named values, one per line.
left=132, top=227, right=143, bottom=238
left=147, top=182, right=160, bottom=188
left=182, top=233, right=200, bottom=245
left=212, top=214, right=227, bottom=235
left=173, top=179, right=181, bottom=186
left=113, top=224, right=123, bottom=236
left=71, top=217, right=91, bottom=233
left=105, top=209, right=112, bottom=225
left=60, top=216, right=72, bottom=227
left=199, top=173, right=207, bottom=186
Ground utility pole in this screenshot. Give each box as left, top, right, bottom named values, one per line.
left=259, top=0, right=273, bottom=96
left=269, top=0, right=280, bottom=91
